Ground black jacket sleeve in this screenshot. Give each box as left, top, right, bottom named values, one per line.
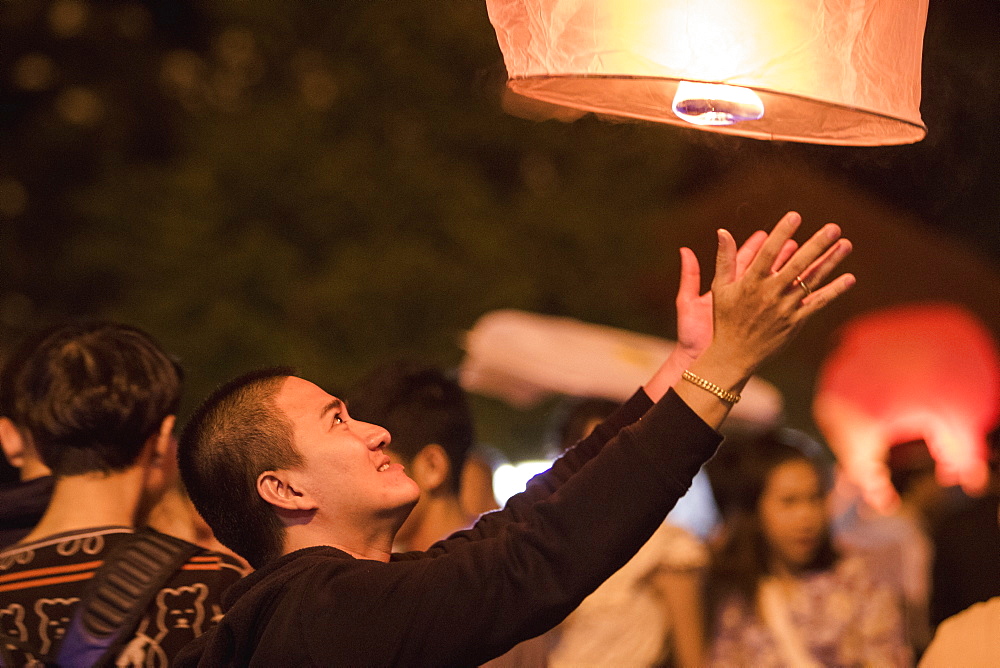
left=300, top=389, right=721, bottom=666
left=396, top=388, right=655, bottom=557
left=176, top=389, right=721, bottom=668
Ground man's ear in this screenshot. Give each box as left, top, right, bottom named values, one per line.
left=0, top=418, right=50, bottom=481
left=257, top=471, right=319, bottom=511
left=411, top=444, right=452, bottom=493
left=140, top=415, right=180, bottom=507
left=153, top=415, right=177, bottom=464
left=0, top=417, right=27, bottom=468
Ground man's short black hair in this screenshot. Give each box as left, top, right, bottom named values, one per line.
left=178, top=367, right=300, bottom=569
left=347, top=361, right=474, bottom=495
left=0, top=322, right=182, bottom=476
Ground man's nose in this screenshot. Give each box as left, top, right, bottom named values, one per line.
left=363, top=422, right=391, bottom=450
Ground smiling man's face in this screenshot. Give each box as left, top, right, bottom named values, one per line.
left=273, top=376, right=420, bottom=525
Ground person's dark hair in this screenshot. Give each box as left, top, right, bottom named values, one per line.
left=178, top=367, right=300, bottom=568
left=705, top=430, right=837, bottom=617
left=0, top=322, right=182, bottom=476
left=347, top=361, right=474, bottom=495
left=554, top=397, right=621, bottom=454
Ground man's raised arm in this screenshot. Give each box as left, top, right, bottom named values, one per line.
left=426, top=212, right=853, bottom=549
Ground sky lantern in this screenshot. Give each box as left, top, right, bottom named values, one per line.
left=814, top=303, right=1000, bottom=512
left=486, top=0, right=928, bottom=145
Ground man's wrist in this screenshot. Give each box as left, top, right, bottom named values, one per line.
left=681, top=370, right=741, bottom=404
left=684, top=344, right=754, bottom=398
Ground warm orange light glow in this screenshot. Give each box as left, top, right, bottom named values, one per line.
left=814, top=303, right=1000, bottom=512
left=487, top=0, right=928, bottom=145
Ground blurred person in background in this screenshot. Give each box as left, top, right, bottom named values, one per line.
left=547, top=398, right=708, bottom=668
left=704, top=430, right=910, bottom=667
left=0, top=331, right=56, bottom=548
left=0, top=431, right=52, bottom=549
left=1, top=328, right=243, bottom=559
left=920, top=424, right=1000, bottom=667
left=0, top=322, right=245, bottom=665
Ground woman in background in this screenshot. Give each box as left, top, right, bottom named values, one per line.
left=705, top=431, right=910, bottom=667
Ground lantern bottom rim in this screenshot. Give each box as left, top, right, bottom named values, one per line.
left=507, top=74, right=927, bottom=146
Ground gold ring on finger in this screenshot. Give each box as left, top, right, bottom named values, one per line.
left=793, top=275, right=812, bottom=297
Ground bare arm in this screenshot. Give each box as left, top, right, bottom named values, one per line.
left=658, top=568, right=706, bottom=668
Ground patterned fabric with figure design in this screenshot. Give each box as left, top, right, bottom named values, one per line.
left=0, top=527, right=244, bottom=666
left=708, top=555, right=909, bottom=667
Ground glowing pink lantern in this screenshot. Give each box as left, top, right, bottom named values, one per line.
left=814, top=303, right=1000, bottom=511
left=486, top=0, right=928, bottom=145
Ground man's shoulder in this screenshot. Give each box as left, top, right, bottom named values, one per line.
left=224, top=546, right=352, bottom=595
left=174, top=547, right=360, bottom=667
left=0, top=526, right=134, bottom=570
left=943, top=596, right=1000, bottom=627
left=217, top=545, right=405, bottom=627
left=1, top=525, right=244, bottom=569
left=138, top=528, right=249, bottom=580
left=0, top=527, right=247, bottom=666
left=921, top=597, right=1000, bottom=667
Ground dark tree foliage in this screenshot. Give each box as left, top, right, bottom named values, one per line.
left=1, top=0, right=997, bottom=455
left=0, top=0, right=696, bottom=452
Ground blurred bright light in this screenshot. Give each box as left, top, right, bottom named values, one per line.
left=492, top=459, right=554, bottom=505
left=492, top=457, right=721, bottom=538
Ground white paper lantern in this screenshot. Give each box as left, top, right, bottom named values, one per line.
left=486, top=0, right=928, bottom=145
left=459, top=309, right=784, bottom=428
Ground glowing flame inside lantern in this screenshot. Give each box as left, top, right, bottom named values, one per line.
left=672, top=81, right=764, bottom=126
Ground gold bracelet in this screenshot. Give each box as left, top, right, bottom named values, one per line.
left=681, top=370, right=741, bottom=404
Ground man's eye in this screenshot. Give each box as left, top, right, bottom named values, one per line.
left=333, top=413, right=345, bottom=424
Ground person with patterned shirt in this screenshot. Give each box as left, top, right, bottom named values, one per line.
left=0, top=322, right=245, bottom=666
left=705, top=431, right=910, bottom=667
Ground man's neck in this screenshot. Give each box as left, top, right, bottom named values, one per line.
left=397, top=494, right=473, bottom=552
left=21, top=467, right=147, bottom=543
left=282, top=510, right=404, bottom=563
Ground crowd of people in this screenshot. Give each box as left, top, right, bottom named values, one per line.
left=0, top=212, right=996, bottom=666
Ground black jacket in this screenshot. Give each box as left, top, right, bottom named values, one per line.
left=176, top=389, right=720, bottom=667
